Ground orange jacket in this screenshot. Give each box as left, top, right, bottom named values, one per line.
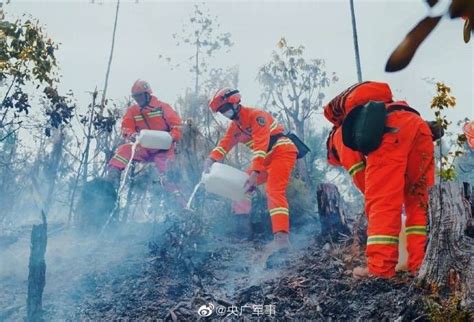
left=326, top=99, right=420, bottom=193
left=209, top=105, right=288, bottom=172
left=327, top=127, right=366, bottom=192
left=121, top=96, right=182, bottom=141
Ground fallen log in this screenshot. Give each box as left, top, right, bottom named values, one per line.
left=417, top=181, right=474, bottom=311
left=316, top=183, right=350, bottom=242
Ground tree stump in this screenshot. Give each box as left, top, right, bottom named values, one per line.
left=26, top=212, right=48, bottom=322
left=417, top=181, right=474, bottom=311
left=316, top=183, right=350, bottom=241
left=462, top=182, right=474, bottom=238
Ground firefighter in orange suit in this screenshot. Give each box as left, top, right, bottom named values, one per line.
left=324, top=81, right=435, bottom=278
left=204, top=87, right=298, bottom=252
left=464, top=120, right=474, bottom=149
left=108, top=80, right=184, bottom=203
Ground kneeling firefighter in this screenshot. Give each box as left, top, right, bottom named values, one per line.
left=204, top=87, right=309, bottom=255
left=324, top=81, right=437, bottom=278
left=107, top=80, right=185, bottom=207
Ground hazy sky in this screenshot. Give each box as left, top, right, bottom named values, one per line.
left=4, top=0, right=474, bottom=129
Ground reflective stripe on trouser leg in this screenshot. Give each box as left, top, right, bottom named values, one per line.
left=269, top=207, right=290, bottom=233
left=265, top=149, right=297, bottom=234
left=404, top=192, right=428, bottom=272
left=109, top=143, right=147, bottom=170
left=404, top=125, right=434, bottom=271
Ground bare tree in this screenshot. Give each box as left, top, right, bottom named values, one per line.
left=258, top=37, right=337, bottom=141
left=100, top=0, right=120, bottom=109
left=90, top=0, right=121, bottom=176
left=161, top=3, right=233, bottom=119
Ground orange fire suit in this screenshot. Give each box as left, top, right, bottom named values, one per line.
left=464, top=121, right=474, bottom=149
left=324, top=81, right=435, bottom=278
left=209, top=106, right=298, bottom=233
left=364, top=104, right=434, bottom=277
left=109, top=96, right=183, bottom=198
left=327, top=126, right=366, bottom=193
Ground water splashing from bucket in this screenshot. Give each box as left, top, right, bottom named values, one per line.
left=100, top=142, right=138, bottom=234
left=186, top=176, right=203, bottom=210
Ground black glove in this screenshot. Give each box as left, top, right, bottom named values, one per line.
left=426, top=121, right=444, bottom=141
left=127, top=132, right=138, bottom=143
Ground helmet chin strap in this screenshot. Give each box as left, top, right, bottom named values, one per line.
left=229, top=104, right=241, bottom=120
left=138, top=93, right=152, bottom=109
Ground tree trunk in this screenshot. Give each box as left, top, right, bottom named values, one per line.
left=100, top=0, right=120, bottom=109
left=0, top=129, right=18, bottom=224
left=93, top=0, right=121, bottom=177
left=293, top=120, right=309, bottom=180
left=43, top=130, right=64, bottom=214
left=26, top=212, right=48, bottom=322
left=316, top=183, right=350, bottom=241
left=179, top=120, right=206, bottom=185
left=193, top=41, right=200, bottom=120
left=417, top=181, right=474, bottom=311
left=81, top=90, right=98, bottom=184
left=462, top=182, right=474, bottom=238
left=68, top=90, right=98, bottom=224
left=349, top=0, right=363, bottom=82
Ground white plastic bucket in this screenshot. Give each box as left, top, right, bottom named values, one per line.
left=202, top=163, right=249, bottom=202
left=137, top=130, right=172, bottom=150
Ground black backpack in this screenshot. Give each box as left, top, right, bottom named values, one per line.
left=342, top=101, right=423, bottom=155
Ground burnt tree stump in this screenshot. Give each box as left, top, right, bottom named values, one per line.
left=26, top=211, right=48, bottom=322
left=417, top=181, right=474, bottom=311
left=316, top=183, right=350, bottom=241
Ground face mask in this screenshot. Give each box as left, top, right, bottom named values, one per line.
left=222, top=109, right=235, bottom=119
left=133, top=93, right=151, bottom=108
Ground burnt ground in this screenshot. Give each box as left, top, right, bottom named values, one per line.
left=73, top=241, right=428, bottom=321
left=1, top=209, right=431, bottom=321
left=75, top=210, right=429, bottom=321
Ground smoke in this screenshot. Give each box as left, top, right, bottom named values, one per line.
left=0, top=167, right=321, bottom=320
left=0, top=220, right=154, bottom=320
left=170, top=192, right=321, bottom=299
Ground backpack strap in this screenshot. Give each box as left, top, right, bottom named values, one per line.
left=384, top=104, right=420, bottom=134
left=386, top=104, right=420, bottom=115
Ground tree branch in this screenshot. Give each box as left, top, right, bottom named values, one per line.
left=0, top=124, right=21, bottom=142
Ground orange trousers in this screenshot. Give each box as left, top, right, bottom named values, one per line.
left=364, top=111, right=434, bottom=277
left=233, top=143, right=297, bottom=234
left=109, top=143, right=176, bottom=172
left=109, top=143, right=184, bottom=204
